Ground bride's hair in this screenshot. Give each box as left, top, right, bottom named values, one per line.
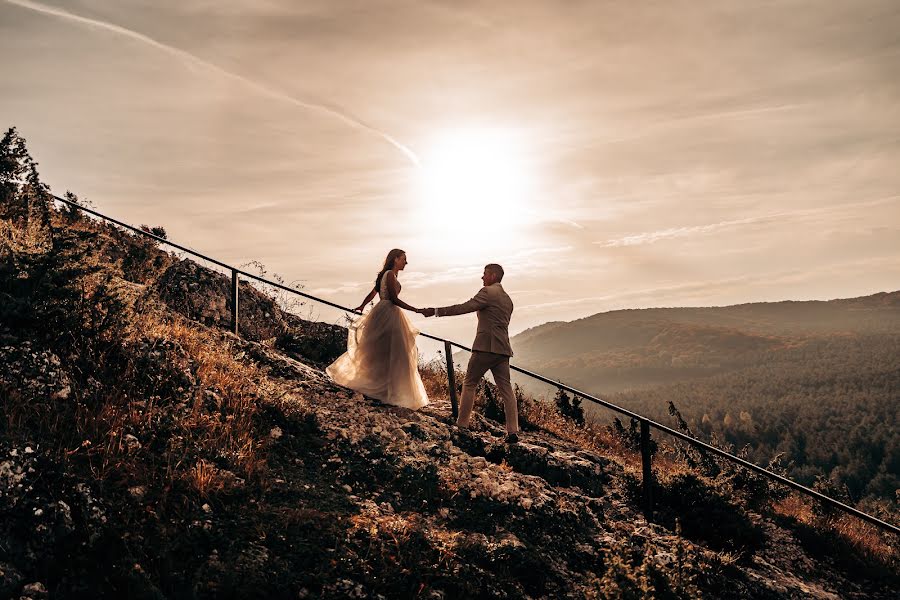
left=375, top=248, right=406, bottom=290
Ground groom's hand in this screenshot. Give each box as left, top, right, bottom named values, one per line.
left=422, top=308, right=435, bottom=318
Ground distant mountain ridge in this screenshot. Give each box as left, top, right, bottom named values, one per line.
left=511, top=291, right=900, bottom=394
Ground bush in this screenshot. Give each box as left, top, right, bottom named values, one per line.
left=553, top=386, right=585, bottom=425
left=652, top=472, right=766, bottom=552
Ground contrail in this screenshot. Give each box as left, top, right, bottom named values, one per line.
left=4, top=0, right=420, bottom=165
left=595, top=195, right=900, bottom=248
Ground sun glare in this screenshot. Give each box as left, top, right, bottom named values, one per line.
left=414, top=128, right=535, bottom=252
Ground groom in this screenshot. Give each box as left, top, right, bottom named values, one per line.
left=423, top=264, right=519, bottom=443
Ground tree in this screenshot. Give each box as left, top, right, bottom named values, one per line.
left=554, top=386, right=572, bottom=416
left=554, top=386, right=585, bottom=425
left=0, top=127, right=52, bottom=249
left=140, top=224, right=168, bottom=240
left=570, top=393, right=585, bottom=425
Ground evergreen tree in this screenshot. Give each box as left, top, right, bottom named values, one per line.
left=554, top=386, right=572, bottom=416
left=0, top=127, right=52, bottom=250
left=554, top=386, right=585, bottom=425
left=570, top=393, right=585, bottom=425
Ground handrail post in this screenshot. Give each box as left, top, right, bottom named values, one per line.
left=640, top=419, right=654, bottom=518
left=444, top=340, right=458, bottom=420
left=231, top=269, right=239, bottom=335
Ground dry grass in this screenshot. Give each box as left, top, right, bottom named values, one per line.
left=140, top=312, right=268, bottom=484
left=418, top=358, right=652, bottom=472
left=419, top=355, right=454, bottom=401
left=3, top=292, right=267, bottom=501
left=2, top=207, right=269, bottom=505
left=184, top=459, right=229, bottom=498
left=773, top=494, right=898, bottom=571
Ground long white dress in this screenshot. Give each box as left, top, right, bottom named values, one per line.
left=326, top=274, right=429, bottom=409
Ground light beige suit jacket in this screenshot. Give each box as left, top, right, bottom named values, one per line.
left=436, top=283, right=514, bottom=356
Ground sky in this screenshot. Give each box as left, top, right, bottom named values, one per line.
left=2, top=0, right=899, bottom=352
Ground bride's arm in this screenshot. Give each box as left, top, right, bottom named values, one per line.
left=354, top=287, right=377, bottom=313
left=385, top=271, right=420, bottom=313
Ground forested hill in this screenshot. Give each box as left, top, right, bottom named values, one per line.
left=511, top=291, right=900, bottom=393
left=510, top=294, right=900, bottom=504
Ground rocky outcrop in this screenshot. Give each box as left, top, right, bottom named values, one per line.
left=151, top=260, right=348, bottom=364
left=152, top=260, right=287, bottom=341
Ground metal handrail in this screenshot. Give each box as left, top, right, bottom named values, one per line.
left=51, top=194, right=900, bottom=537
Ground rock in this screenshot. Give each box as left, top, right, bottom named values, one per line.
left=124, top=434, right=141, bottom=451
left=51, top=385, right=71, bottom=400
left=21, top=582, right=48, bottom=599
left=0, top=562, right=24, bottom=598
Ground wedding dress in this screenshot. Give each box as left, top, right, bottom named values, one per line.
left=326, top=273, right=429, bottom=409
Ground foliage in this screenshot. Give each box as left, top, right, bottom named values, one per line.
left=0, top=127, right=52, bottom=249
left=241, top=259, right=307, bottom=316
left=651, top=472, right=766, bottom=553
left=140, top=223, right=168, bottom=239
left=553, top=386, right=585, bottom=425
left=608, top=336, right=900, bottom=504
left=61, top=190, right=92, bottom=221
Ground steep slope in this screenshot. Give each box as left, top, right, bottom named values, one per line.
left=1, top=132, right=897, bottom=598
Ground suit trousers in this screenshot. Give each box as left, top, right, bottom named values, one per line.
left=457, top=350, right=519, bottom=434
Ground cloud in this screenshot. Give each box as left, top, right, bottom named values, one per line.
left=596, top=215, right=775, bottom=248
left=516, top=255, right=900, bottom=316
left=2, top=0, right=419, bottom=165
left=308, top=282, right=368, bottom=296
left=595, top=195, right=900, bottom=248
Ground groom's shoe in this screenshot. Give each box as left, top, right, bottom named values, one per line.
left=504, top=433, right=519, bottom=445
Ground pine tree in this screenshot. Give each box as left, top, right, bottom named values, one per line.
left=570, top=393, right=585, bottom=425
left=554, top=386, right=585, bottom=425
left=0, top=127, right=53, bottom=250
left=554, top=386, right=572, bottom=416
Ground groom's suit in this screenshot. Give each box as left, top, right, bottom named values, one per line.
left=435, top=283, right=518, bottom=433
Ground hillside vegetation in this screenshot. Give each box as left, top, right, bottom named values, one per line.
left=1, top=127, right=897, bottom=598
left=511, top=291, right=900, bottom=505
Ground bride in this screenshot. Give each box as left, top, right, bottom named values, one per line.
left=326, top=249, right=430, bottom=409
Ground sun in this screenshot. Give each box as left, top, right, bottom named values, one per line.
left=413, top=127, right=536, bottom=248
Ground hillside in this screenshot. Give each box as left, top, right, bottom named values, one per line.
left=1, top=128, right=898, bottom=598
left=512, top=294, right=900, bottom=393
left=510, top=293, right=900, bottom=505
